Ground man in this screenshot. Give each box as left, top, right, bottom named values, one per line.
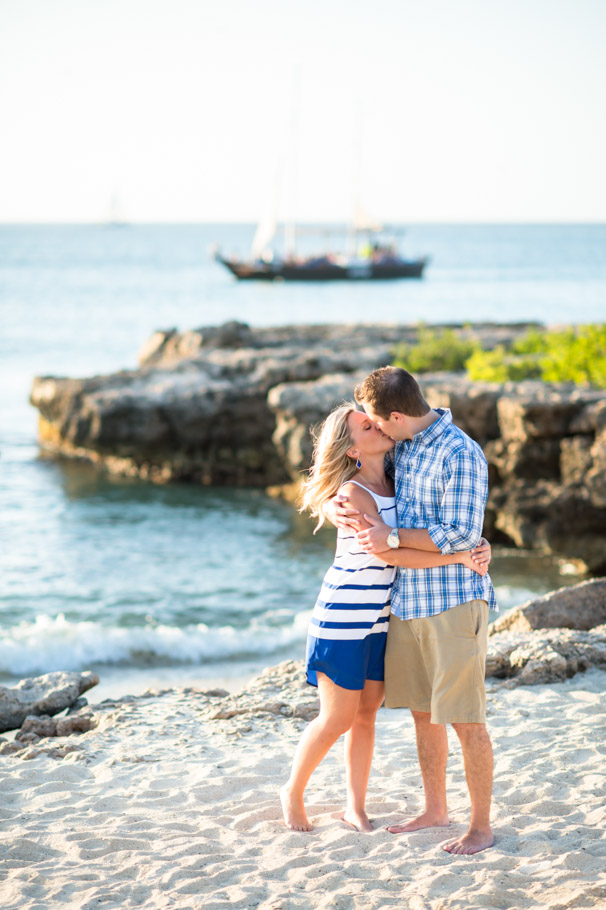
left=327, top=366, right=497, bottom=855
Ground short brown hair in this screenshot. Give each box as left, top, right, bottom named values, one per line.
left=354, top=366, right=430, bottom=418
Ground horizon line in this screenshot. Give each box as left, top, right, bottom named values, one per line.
left=1, top=219, right=606, bottom=227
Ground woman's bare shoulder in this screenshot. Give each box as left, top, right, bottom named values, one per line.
left=339, top=481, right=381, bottom=515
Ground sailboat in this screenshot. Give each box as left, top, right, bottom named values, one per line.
left=214, top=210, right=428, bottom=281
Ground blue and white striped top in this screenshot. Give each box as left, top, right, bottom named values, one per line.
left=308, top=481, right=397, bottom=642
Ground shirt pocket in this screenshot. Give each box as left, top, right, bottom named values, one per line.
left=411, top=470, right=446, bottom=507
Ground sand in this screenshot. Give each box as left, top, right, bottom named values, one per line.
left=1, top=665, right=605, bottom=910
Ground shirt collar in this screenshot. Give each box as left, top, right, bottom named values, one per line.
left=412, top=407, right=452, bottom=446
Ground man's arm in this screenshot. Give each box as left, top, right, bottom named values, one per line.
left=425, top=447, right=488, bottom=553
left=357, top=446, right=489, bottom=555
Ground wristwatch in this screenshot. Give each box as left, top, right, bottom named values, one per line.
left=386, top=528, right=400, bottom=549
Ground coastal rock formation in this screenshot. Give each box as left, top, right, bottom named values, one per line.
left=30, top=321, right=606, bottom=570
left=29, top=321, right=529, bottom=487
left=486, top=577, right=606, bottom=685
left=15, top=709, right=98, bottom=744
left=198, top=660, right=320, bottom=726
left=490, top=577, right=606, bottom=634
left=0, top=671, right=99, bottom=733
left=486, top=625, right=606, bottom=686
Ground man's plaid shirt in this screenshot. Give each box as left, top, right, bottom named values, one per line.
left=387, top=408, right=498, bottom=619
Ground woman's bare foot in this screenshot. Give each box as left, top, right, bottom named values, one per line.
left=442, top=826, right=494, bottom=855
left=280, top=784, right=313, bottom=832
left=386, top=810, right=450, bottom=834
left=339, top=809, right=373, bottom=832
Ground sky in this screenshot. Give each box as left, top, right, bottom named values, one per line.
left=0, top=0, right=605, bottom=223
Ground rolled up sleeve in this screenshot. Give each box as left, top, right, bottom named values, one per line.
left=427, top=448, right=488, bottom=554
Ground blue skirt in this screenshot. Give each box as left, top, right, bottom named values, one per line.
left=305, top=630, right=387, bottom=691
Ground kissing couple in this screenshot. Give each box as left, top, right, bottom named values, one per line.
left=280, top=365, right=497, bottom=855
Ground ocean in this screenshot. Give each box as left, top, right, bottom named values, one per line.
left=1, top=223, right=605, bottom=701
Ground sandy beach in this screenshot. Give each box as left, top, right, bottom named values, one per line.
left=1, top=661, right=605, bottom=910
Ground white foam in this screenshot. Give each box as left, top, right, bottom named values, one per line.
left=0, top=612, right=309, bottom=676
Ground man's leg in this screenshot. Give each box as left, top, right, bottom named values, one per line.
left=386, top=709, right=450, bottom=834
left=442, top=722, right=494, bottom=854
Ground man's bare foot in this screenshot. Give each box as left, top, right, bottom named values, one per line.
left=386, top=810, right=450, bottom=834
left=280, top=784, right=313, bottom=832
left=339, top=810, right=374, bottom=832
left=442, top=827, right=494, bottom=855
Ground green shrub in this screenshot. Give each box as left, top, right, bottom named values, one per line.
left=393, top=324, right=606, bottom=389
left=393, top=326, right=478, bottom=374
left=465, top=346, right=543, bottom=382
left=538, top=324, right=606, bottom=387
left=466, top=324, right=606, bottom=388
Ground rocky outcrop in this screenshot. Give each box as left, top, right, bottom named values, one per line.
left=486, top=625, right=606, bottom=686
left=485, top=577, right=606, bottom=686
left=198, top=660, right=319, bottom=726
left=30, top=321, right=606, bottom=570
left=30, top=321, right=531, bottom=487
left=490, top=577, right=606, bottom=634
left=15, top=708, right=97, bottom=744
left=0, top=671, right=99, bottom=733
left=30, top=324, right=403, bottom=486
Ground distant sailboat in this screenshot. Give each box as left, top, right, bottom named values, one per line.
left=214, top=207, right=428, bottom=281
left=213, top=83, right=428, bottom=280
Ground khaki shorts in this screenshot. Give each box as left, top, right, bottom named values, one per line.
left=384, top=599, right=488, bottom=725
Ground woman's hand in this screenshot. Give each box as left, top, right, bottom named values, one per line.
left=459, top=550, right=488, bottom=576
left=471, top=537, right=492, bottom=568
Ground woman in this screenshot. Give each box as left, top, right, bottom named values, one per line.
left=280, top=403, right=490, bottom=833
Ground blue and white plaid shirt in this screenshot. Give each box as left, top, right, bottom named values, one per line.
left=386, top=408, right=498, bottom=619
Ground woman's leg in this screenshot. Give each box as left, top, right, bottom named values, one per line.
left=342, top=679, right=385, bottom=831
left=281, top=673, right=361, bottom=831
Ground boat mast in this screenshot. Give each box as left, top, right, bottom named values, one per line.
left=284, top=67, right=300, bottom=260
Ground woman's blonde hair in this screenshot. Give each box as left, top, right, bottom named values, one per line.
left=299, top=401, right=359, bottom=532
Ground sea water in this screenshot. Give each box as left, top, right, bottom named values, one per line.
left=1, top=223, right=604, bottom=699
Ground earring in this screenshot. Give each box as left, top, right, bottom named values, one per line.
left=356, top=458, right=362, bottom=469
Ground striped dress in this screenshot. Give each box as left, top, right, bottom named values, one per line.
left=305, top=481, right=397, bottom=691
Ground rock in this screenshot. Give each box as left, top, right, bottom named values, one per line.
left=420, top=373, right=502, bottom=444
left=486, top=625, right=606, bottom=686
left=496, top=385, right=604, bottom=441
left=29, top=320, right=606, bottom=571
left=55, top=712, right=96, bottom=737
left=67, top=697, right=89, bottom=714
left=0, top=740, right=27, bottom=756
left=586, top=427, right=606, bottom=508
left=0, top=671, right=99, bottom=734
left=16, top=714, right=57, bottom=739
left=560, top=435, right=594, bottom=486
left=485, top=578, right=606, bottom=686
left=490, top=578, right=606, bottom=634
left=485, top=437, right=562, bottom=481
left=13, top=707, right=97, bottom=743
left=15, top=732, right=42, bottom=744
left=200, top=660, right=319, bottom=726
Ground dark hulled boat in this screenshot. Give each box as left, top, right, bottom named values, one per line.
left=215, top=251, right=428, bottom=281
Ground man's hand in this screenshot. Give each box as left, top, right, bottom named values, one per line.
left=471, top=538, right=492, bottom=567
left=324, top=493, right=362, bottom=531
left=356, top=515, right=391, bottom=554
